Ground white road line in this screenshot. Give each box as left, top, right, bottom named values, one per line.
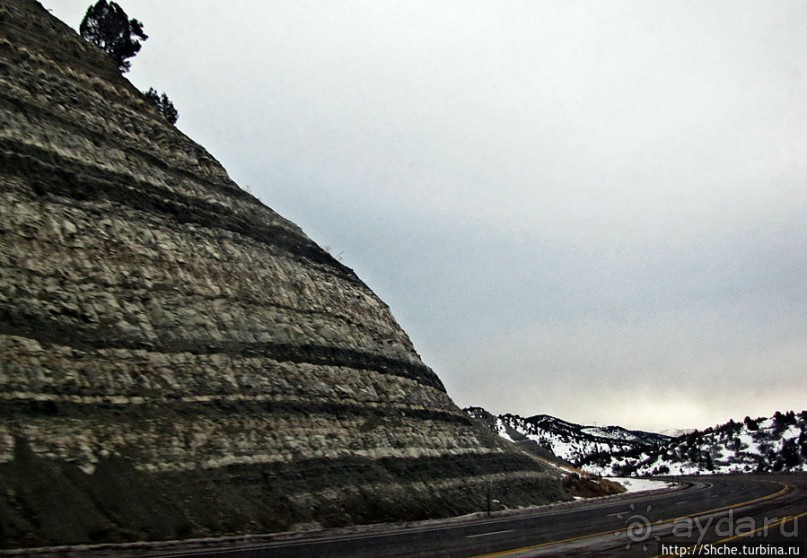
left=466, top=529, right=515, bottom=539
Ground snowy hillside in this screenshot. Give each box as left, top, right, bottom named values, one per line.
left=590, top=411, right=807, bottom=476
left=465, top=408, right=807, bottom=477
left=464, top=407, right=668, bottom=467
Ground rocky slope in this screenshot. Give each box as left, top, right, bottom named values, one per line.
left=0, top=1, right=565, bottom=548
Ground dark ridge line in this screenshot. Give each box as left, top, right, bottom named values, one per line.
left=0, top=143, right=361, bottom=283
left=5, top=195, right=387, bottom=346
left=0, top=305, right=445, bottom=391
left=2, top=433, right=542, bottom=482
left=209, top=452, right=547, bottom=482
left=0, top=398, right=470, bottom=426
left=218, top=342, right=445, bottom=391
left=4, top=243, right=386, bottom=346
left=0, top=73, right=247, bottom=200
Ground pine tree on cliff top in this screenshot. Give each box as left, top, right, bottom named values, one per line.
left=80, top=0, right=147, bottom=73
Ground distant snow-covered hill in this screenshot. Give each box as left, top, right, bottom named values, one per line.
left=591, top=411, right=807, bottom=476
left=659, top=428, right=695, bottom=438
left=464, top=407, right=669, bottom=468
left=465, top=408, right=807, bottom=477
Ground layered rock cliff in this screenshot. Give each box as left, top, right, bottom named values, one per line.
left=0, top=0, right=565, bottom=548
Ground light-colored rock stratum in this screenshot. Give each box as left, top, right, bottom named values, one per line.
left=0, top=0, right=565, bottom=548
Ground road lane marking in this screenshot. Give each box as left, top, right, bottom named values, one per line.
left=466, top=530, right=515, bottom=539
left=714, top=510, right=807, bottom=544
left=667, top=483, right=789, bottom=524
left=651, top=485, right=798, bottom=558
left=655, top=511, right=807, bottom=557
left=473, top=481, right=790, bottom=558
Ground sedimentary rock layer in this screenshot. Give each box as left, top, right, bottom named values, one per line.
left=0, top=0, right=565, bottom=547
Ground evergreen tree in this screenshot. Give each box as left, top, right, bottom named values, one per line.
left=781, top=438, right=802, bottom=469
left=144, top=88, right=179, bottom=125
left=80, top=0, right=147, bottom=73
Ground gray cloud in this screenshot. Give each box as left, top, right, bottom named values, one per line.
left=44, top=0, right=807, bottom=431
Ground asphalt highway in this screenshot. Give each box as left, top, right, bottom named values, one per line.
left=12, top=474, right=799, bottom=557
left=140, top=473, right=804, bottom=558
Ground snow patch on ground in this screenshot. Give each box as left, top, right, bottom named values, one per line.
left=609, top=477, right=672, bottom=493
left=495, top=418, right=515, bottom=442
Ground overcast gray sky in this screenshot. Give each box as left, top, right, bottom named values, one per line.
left=43, top=0, right=807, bottom=432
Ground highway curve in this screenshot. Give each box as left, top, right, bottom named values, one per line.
left=9, top=474, right=805, bottom=557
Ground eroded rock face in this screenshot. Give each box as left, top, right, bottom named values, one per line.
left=0, top=0, right=565, bottom=547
